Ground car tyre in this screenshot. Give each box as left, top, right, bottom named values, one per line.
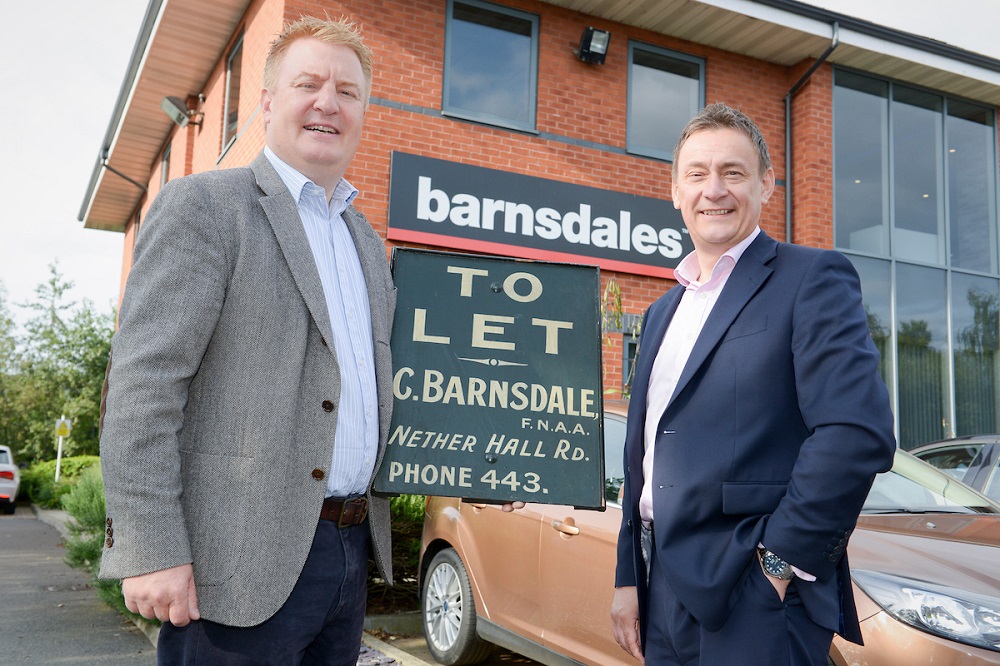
left=422, top=547, right=494, bottom=665
left=1, top=501, right=14, bottom=515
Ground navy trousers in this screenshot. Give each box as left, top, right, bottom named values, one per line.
left=157, top=519, right=370, bottom=665
left=644, top=536, right=833, bottom=665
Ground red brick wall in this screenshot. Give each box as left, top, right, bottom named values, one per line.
left=127, top=0, right=845, bottom=389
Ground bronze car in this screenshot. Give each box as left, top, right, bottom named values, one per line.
left=419, top=402, right=1000, bottom=665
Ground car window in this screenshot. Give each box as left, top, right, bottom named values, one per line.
left=976, top=447, right=1000, bottom=502
left=912, top=444, right=984, bottom=480
left=604, top=414, right=626, bottom=504
left=864, top=451, right=1000, bottom=514
left=0, top=450, right=9, bottom=465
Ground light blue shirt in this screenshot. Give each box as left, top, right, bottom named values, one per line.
left=264, top=147, right=378, bottom=497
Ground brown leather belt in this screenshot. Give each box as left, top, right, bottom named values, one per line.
left=320, top=497, right=368, bottom=528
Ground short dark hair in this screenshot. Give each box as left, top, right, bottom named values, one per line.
left=672, top=103, right=771, bottom=175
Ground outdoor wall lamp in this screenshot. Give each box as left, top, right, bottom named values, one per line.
left=160, top=95, right=204, bottom=127
left=578, top=26, right=611, bottom=64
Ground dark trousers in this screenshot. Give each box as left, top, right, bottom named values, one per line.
left=644, top=537, right=833, bottom=665
left=157, top=519, right=370, bottom=665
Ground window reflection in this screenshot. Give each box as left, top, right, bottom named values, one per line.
left=627, top=44, right=703, bottom=161
left=896, top=264, right=948, bottom=449
left=952, top=274, right=1000, bottom=436
left=444, top=0, right=536, bottom=130
left=949, top=101, right=998, bottom=273
left=892, top=87, right=945, bottom=264
left=834, top=71, right=888, bottom=255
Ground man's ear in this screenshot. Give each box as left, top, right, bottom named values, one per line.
left=761, top=167, right=776, bottom=205
left=260, top=88, right=272, bottom=124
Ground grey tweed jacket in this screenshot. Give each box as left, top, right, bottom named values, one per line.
left=99, top=152, right=396, bottom=627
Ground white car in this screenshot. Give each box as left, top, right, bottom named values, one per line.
left=0, top=445, right=20, bottom=514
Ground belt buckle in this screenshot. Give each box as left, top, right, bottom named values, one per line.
left=339, top=498, right=367, bottom=528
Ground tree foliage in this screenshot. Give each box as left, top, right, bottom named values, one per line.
left=0, top=265, right=114, bottom=464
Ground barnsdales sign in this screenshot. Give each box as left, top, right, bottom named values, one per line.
left=374, top=249, right=605, bottom=509
left=386, top=152, right=691, bottom=279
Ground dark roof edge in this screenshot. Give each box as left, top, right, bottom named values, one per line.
left=753, top=0, right=1000, bottom=73
left=78, top=0, right=165, bottom=224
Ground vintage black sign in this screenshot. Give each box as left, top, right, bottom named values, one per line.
left=386, top=151, right=692, bottom=279
left=374, top=249, right=605, bottom=508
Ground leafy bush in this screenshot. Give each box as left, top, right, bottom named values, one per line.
left=367, top=494, right=426, bottom=614
left=21, top=455, right=100, bottom=508
left=60, top=464, right=146, bottom=623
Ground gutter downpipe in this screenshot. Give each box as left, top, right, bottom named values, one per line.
left=784, top=21, right=839, bottom=244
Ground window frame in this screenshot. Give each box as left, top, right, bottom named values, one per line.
left=442, top=0, right=539, bottom=133
left=626, top=41, right=705, bottom=162
left=222, top=32, right=244, bottom=153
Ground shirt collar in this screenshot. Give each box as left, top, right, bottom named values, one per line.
left=674, top=226, right=761, bottom=289
left=264, top=146, right=358, bottom=208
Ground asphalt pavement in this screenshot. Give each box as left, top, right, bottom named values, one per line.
left=0, top=503, right=443, bottom=666
left=1, top=503, right=538, bottom=666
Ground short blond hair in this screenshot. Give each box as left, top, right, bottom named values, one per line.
left=263, top=16, right=374, bottom=105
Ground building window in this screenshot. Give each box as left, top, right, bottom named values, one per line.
left=627, top=42, right=704, bottom=161
left=443, top=0, right=538, bottom=132
left=836, top=69, right=1000, bottom=449
left=160, top=142, right=171, bottom=187
left=222, top=33, right=244, bottom=151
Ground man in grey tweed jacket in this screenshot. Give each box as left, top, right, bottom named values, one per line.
left=100, top=17, right=396, bottom=664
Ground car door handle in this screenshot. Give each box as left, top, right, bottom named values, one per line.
left=551, top=520, right=580, bottom=536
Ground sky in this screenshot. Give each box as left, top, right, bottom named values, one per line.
left=0, top=0, right=148, bottom=327
left=0, top=1, right=997, bottom=329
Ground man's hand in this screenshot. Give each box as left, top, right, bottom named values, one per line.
left=611, top=586, right=644, bottom=664
left=500, top=501, right=525, bottom=512
left=122, top=563, right=200, bottom=626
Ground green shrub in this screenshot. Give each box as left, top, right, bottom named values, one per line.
left=60, top=464, right=147, bottom=623
left=21, top=455, right=100, bottom=508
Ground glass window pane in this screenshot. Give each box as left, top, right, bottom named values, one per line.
left=628, top=44, right=703, bottom=160
left=835, top=71, right=889, bottom=255
left=948, top=101, right=998, bottom=273
left=896, top=263, right=949, bottom=449
left=892, top=86, right=945, bottom=265
left=848, top=255, right=893, bottom=387
left=952, top=273, right=1000, bottom=436
left=445, top=1, right=536, bottom=129
left=223, top=35, right=243, bottom=149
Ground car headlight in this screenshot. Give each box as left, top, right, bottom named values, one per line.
left=853, top=570, right=1000, bottom=652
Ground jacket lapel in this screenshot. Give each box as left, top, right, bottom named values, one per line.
left=250, top=153, right=336, bottom=347
left=670, top=233, right=777, bottom=404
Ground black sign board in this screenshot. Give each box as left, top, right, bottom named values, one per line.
left=374, top=249, right=605, bottom=509
left=386, top=151, right=692, bottom=279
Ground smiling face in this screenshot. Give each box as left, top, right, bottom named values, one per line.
left=261, top=37, right=367, bottom=193
left=671, top=127, right=775, bottom=267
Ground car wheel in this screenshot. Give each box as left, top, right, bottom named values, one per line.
left=422, top=547, right=494, bottom=665
left=1, top=501, right=14, bottom=515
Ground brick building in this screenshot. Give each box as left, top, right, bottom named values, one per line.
left=80, top=0, right=1000, bottom=450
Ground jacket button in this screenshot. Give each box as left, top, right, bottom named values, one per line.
left=106, top=517, right=113, bottom=527
left=312, top=468, right=325, bottom=480
left=105, top=537, right=114, bottom=548
left=106, top=527, right=113, bottom=537
left=322, top=400, right=334, bottom=412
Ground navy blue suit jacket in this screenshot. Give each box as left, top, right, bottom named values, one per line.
left=615, top=231, right=896, bottom=645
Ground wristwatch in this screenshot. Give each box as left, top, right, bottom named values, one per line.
left=757, top=546, right=794, bottom=580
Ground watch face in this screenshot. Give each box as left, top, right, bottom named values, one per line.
left=762, top=550, right=793, bottom=579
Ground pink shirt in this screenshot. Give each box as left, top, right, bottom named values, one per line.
left=638, top=227, right=814, bottom=581
left=639, top=227, right=761, bottom=524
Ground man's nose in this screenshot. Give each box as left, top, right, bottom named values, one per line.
left=314, top=87, right=340, bottom=114
left=703, top=173, right=727, bottom=199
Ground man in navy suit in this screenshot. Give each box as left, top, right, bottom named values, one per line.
left=611, top=103, right=896, bottom=665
